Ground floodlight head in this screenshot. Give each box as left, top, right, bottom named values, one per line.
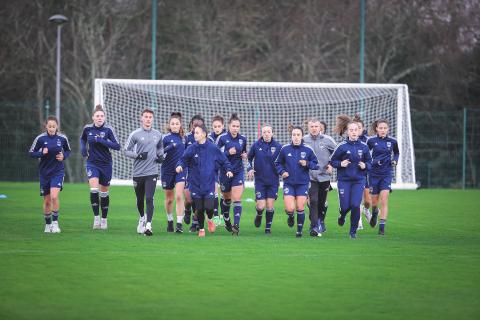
left=49, top=14, right=68, bottom=25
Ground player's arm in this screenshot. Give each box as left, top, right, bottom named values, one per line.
left=97, top=129, right=120, bottom=150
left=306, top=150, right=319, bottom=170
left=364, top=146, right=373, bottom=171
left=61, top=136, right=72, bottom=160
left=330, top=145, right=344, bottom=168
left=217, top=148, right=233, bottom=174
left=246, top=144, right=255, bottom=172
left=274, top=149, right=286, bottom=175
left=392, top=139, right=400, bottom=165
left=176, top=146, right=193, bottom=172
left=123, top=132, right=138, bottom=159
left=155, top=133, right=164, bottom=162
left=28, top=136, right=44, bottom=158
left=80, top=128, right=88, bottom=157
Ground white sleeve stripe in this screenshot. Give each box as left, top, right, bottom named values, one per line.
left=29, top=133, right=46, bottom=152
left=124, top=129, right=140, bottom=150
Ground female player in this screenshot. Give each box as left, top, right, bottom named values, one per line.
left=29, top=116, right=71, bottom=233
left=216, top=113, right=248, bottom=235
left=124, top=108, right=163, bottom=236
left=367, top=119, right=399, bottom=235
left=304, top=118, right=336, bottom=236
left=275, top=126, right=319, bottom=237
left=330, top=115, right=372, bottom=238
left=247, top=124, right=282, bottom=234
left=161, top=112, right=186, bottom=233
left=184, top=114, right=205, bottom=232
left=352, top=115, right=372, bottom=229
left=80, top=105, right=121, bottom=230
left=208, top=115, right=227, bottom=226
left=176, top=124, right=233, bottom=237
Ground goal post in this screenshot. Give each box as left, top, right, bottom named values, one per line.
left=94, top=79, right=417, bottom=189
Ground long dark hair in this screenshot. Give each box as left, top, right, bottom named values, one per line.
left=167, top=112, right=185, bottom=137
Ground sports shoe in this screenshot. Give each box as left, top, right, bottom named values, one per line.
left=265, top=229, right=271, bottom=235
left=100, top=218, right=108, bottom=230
left=254, top=214, right=262, bottom=228
left=287, top=214, right=295, bottom=228
left=198, top=229, right=205, bottom=237
left=378, top=228, right=385, bottom=236
left=144, top=222, right=153, bottom=236
left=224, top=219, right=233, bottom=232
left=44, top=224, right=52, bottom=233
left=364, top=208, right=372, bottom=223
left=184, top=212, right=191, bottom=225
left=295, top=232, right=302, bottom=238
left=93, top=216, right=101, bottom=229
left=357, top=217, right=364, bottom=230
left=175, top=223, right=183, bottom=233
left=350, top=232, right=357, bottom=239
left=370, top=211, right=378, bottom=228
left=207, top=219, right=216, bottom=233
left=137, top=217, right=146, bottom=234
left=167, top=221, right=174, bottom=232
left=212, top=216, right=221, bottom=226
left=309, top=228, right=321, bottom=237
left=189, top=223, right=199, bottom=233
left=232, top=224, right=239, bottom=236
left=51, top=221, right=61, bottom=233
left=338, top=215, right=345, bottom=226
left=319, top=221, right=327, bottom=233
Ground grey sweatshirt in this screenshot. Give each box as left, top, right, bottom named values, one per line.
left=303, top=133, right=336, bottom=182
left=124, top=127, right=164, bottom=177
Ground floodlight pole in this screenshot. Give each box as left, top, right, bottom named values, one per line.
left=151, top=0, right=157, bottom=80
left=49, top=14, right=68, bottom=126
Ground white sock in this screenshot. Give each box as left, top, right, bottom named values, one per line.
left=167, top=213, right=173, bottom=221
left=146, top=222, right=152, bottom=229
left=177, top=215, right=183, bottom=223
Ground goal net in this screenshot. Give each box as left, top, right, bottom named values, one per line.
left=94, top=79, right=417, bottom=189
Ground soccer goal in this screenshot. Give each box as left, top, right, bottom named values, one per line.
left=94, top=79, right=417, bottom=189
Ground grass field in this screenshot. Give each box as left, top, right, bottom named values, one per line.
left=0, top=182, right=479, bottom=320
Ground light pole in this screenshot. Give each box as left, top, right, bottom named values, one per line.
left=49, top=14, right=68, bottom=126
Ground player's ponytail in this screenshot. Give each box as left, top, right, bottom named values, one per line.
left=168, top=112, right=185, bottom=137
left=229, top=113, right=240, bottom=124
left=93, top=104, right=105, bottom=115
left=334, top=114, right=352, bottom=136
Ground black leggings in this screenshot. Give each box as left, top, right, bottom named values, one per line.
left=193, top=197, right=214, bottom=229
left=133, top=175, right=158, bottom=223
left=308, top=180, right=331, bottom=226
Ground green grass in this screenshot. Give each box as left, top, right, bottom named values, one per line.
left=0, top=182, right=479, bottom=320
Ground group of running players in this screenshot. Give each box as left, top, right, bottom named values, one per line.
left=29, top=105, right=399, bottom=239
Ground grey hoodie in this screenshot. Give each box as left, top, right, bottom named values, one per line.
left=124, top=127, right=163, bottom=177
left=303, top=133, right=336, bottom=182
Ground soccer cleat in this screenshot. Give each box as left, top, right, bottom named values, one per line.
left=175, top=223, right=183, bottom=233
left=338, top=215, right=345, bottom=227
left=189, top=223, right=199, bottom=233
left=378, top=228, right=385, bottom=236
left=265, top=229, right=271, bottom=235
left=167, top=221, right=174, bottom=232
left=212, top=216, right=221, bottom=226
left=184, top=213, right=191, bottom=225
left=100, top=218, right=108, bottom=230
left=350, top=232, right=357, bottom=239
left=364, top=208, right=372, bottom=223
left=44, top=224, right=52, bottom=233
left=198, top=229, right=205, bottom=237
left=287, top=214, right=295, bottom=228
left=319, top=221, right=327, bottom=233
left=224, top=219, right=233, bottom=232
left=295, top=232, right=302, bottom=238
left=144, top=222, right=153, bottom=236
left=137, top=217, right=146, bottom=234
left=370, top=211, right=378, bottom=228
left=93, top=216, right=101, bottom=229
left=357, top=218, right=364, bottom=230
left=254, top=214, right=262, bottom=228
left=232, top=224, right=239, bottom=236
left=51, top=221, right=61, bottom=233
left=309, top=228, right=321, bottom=237
left=207, top=219, right=216, bottom=233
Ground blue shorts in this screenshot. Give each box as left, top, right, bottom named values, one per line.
left=86, top=164, right=112, bottom=186
left=39, top=174, right=64, bottom=196
left=161, top=171, right=186, bottom=190
left=369, top=175, right=392, bottom=195
left=255, top=183, right=279, bottom=200
left=219, top=171, right=244, bottom=193
left=283, top=183, right=309, bottom=197
left=337, top=180, right=364, bottom=213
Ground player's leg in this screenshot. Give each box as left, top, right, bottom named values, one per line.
left=183, top=187, right=193, bottom=224
left=42, top=180, right=52, bottom=233
left=307, top=181, right=320, bottom=235
left=143, top=176, right=157, bottom=235
left=295, top=192, right=308, bottom=238
left=133, top=177, right=146, bottom=233
left=283, top=184, right=296, bottom=229
left=220, top=175, right=233, bottom=232
left=317, top=181, right=330, bottom=233
left=254, top=183, right=266, bottom=228
left=369, top=177, right=380, bottom=228
left=98, top=166, right=112, bottom=230
left=363, top=186, right=372, bottom=222
left=231, top=183, right=244, bottom=235
left=174, top=181, right=185, bottom=233
left=205, top=197, right=216, bottom=233
left=49, top=187, right=61, bottom=233
left=337, top=181, right=351, bottom=228
left=194, top=197, right=206, bottom=237
left=87, top=166, right=101, bottom=229
left=349, top=182, right=364, bottom=238
left=377, top=176, right=392, bottom=235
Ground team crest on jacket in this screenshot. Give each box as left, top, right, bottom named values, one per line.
left=357, top=149, right=363, bottom=157
left=270, top=147, right=276, bottom=154
left=239, top=139, right=243, bottom=145
left=100, top=132, right=106, bottom=138
left=57, top=139, right=61, bottom=146
left=300, top=152, right=306, bottom=159
left=387, top=142, right=392, bottom=149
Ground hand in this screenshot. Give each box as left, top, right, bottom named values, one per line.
left=247, top=169, right=254, bottom=179
left=137, top=151, right=148, bottom=160
left=226, top=171, right=233, bottom=178
left=282, top=172, right=289, bottom=179
left=42, top=148, right=48, bottom=155
left=228, top=147, right=237, bottom=155
left=391, top=160, right=397, bottom=167
left=87, top=134, right=97, bottom=143
left=298, top=160, right=307, bottom=167
left=155, top=155, right=165, bottom=164
left=241, top=152, right=247, bottom=160
left=176, top=166, right=183, bottom=173
left=56, top=152, right=64, bottom=161
left=326, top=164, right=333, bottom=174
left=341, top=159, right=351, bottom=167
left=358, top=161, right=366, bottom=170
